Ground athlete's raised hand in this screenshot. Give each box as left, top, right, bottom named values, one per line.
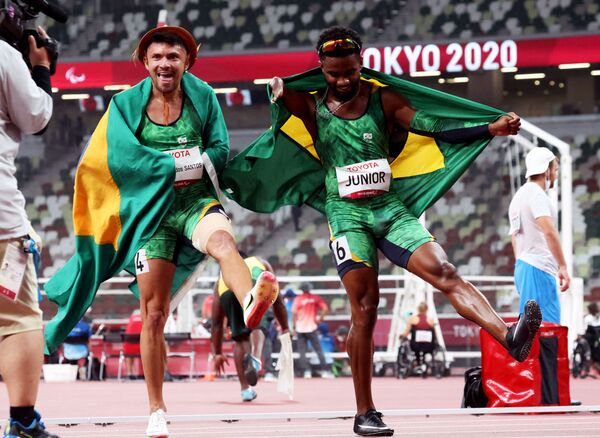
left=489, top=112, right=521, bottom=136
left=269, top=77, right=284, bottom=103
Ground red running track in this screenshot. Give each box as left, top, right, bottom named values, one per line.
left=1, top=376, right=600, bottom=437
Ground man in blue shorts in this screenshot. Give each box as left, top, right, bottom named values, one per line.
left=509, top=147, right=570, bottom=323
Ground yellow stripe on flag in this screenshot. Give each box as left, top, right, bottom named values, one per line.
left=390, top=132, right=445, bottom=178
left=72, top=109, right=122, bottom=250
left=280, top=115, right=320, bottom=160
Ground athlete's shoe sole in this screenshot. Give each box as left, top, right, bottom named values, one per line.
left=243, top=271, right=278, bottom=329
left=508, top=300, right=542, bottom=362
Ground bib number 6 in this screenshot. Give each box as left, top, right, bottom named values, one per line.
left=332, top=236, right=351, bottom=266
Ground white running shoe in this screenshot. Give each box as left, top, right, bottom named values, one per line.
left=243, top=271, right=278, bottom=329
left=303, top=370, right=312, bottom=379
left=146, top=409, right=169, bottom=437
left=321, top=370, right=335, bottom=379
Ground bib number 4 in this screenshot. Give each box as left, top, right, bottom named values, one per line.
left=135, top=250, right=150, bottom=275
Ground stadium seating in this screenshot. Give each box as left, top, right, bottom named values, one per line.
left=42, top=0, right=600, bottom=58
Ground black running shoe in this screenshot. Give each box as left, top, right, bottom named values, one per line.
left=243, top=353, right=259, bottom=387
left=506, top=300, right=542, bottom=362
left=4, top=411, right=60, bottom=437
left=353, top=409, right=394, bottom=436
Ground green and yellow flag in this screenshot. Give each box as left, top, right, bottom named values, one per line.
left=43, top=74, right=215, bottom=353
left=221, top=67, right=504, bottom=216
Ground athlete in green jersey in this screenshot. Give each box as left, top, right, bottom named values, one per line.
left=131, top=26, right=278, bottom=438
left=270, top=26, right=541, bottom=436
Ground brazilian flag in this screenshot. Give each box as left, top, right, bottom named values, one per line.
left=43, top=74, right=225, bottom=353
left=221, top=67, right=504, bottom=216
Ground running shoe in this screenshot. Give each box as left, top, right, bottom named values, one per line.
left=3, top=411, right=59, bottom=438
left=145, top=409, right=168, bottom=438
left=506, top=299, right=542, bottom=362
left=353, top=409, right=394, bottom=436
left=243, top=354, right=261, bottom=386
left=243, top=271, right=278, bottom=329
left=241, top=388, right=257, bottom=402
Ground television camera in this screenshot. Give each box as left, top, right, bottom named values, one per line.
left=0, top=0, right=68, bottom=74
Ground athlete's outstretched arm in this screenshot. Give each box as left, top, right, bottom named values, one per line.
left=381, top=88, right=520, bottom=142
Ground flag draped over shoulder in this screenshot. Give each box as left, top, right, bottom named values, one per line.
left=220, top=67, right=505, bottom=216
left=44, top=74, right=209, bottom=353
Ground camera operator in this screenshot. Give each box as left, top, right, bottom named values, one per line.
left=0, top=24, right=59, bottom=438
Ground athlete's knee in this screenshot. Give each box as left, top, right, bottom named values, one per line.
left=435, top=260, right=462, bottom=292
left=351, top=298, right=378, bottom=329
left=205, top=230, right=239, bottom=261
left=142, top=308, right=167, bottom=332
left=192, top=212, right=234, bottom=254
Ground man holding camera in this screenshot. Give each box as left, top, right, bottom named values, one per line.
left=0, top=25, right=60, bottom=438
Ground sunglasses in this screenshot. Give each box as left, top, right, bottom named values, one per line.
left=318, top=38, right=360, bottom=55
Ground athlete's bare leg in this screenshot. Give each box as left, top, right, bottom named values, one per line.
left=407, top=242, right=508, bottom=346
left=204, top=230, right=253, bottom=306
left=341, top=267, right=380, bottom=415
left=137, top=258, right=175, bottom=413
left=234, top=337, right=251, bottom=390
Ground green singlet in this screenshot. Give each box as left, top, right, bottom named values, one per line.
left=314, top=84, right=435, bottom=277
left=136, top=94, right=222, bottom=262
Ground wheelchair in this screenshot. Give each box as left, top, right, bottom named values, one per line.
left=396, top=328, right=446, bottom=379
left=572, top=325, right=600, bottom=379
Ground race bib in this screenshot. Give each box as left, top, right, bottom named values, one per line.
left=414, top=330, right=433, bottom=343
left=135, top=249, right=150, bottom=275
left=0, top=243, right=28, bottom=302
left=331, top=236, right=351, bottom=266
left=166, top=146, right=203, bottom=188
left=336, top=159, right=391, bottom=199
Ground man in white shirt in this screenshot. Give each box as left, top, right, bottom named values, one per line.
left=0, top=27, right=59, bottom=437
left=508, top=147, right=571, bottom=323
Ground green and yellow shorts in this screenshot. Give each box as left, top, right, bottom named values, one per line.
left=140, top=187, right=226, bottom=262
left=326, top=191, right=435, bottom=278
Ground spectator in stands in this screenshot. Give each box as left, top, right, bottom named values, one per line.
left=292, top=282, right=334, bottom=379
left=508, top=147, right=571, bottom=324
left=268, top=26, right=538, bottom=436
left=113, top=24, right=278, bottom=437
left=211, top=256, right=289, bottom=401
left=0, top=25, right=60, bottom=438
